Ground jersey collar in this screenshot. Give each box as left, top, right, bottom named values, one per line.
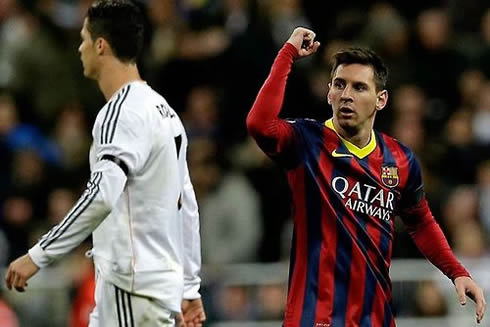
left=325, top=118, right=376, bottom=159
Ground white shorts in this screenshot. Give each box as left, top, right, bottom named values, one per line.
left=89, top=269, right=176, bottom=327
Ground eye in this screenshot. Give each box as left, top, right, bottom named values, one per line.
left=333, top=80, right=344, bottom=89
left=354, top=84, right=367, bottom=91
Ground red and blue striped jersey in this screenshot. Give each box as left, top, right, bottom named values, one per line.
left=246, top=43, right=469, bottom=327
left=282, top=117, right=419, bottom=327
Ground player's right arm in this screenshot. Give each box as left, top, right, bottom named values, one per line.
left=5, top=98, right=148, bottom=292
left=246, top=27, right=320, bottom=157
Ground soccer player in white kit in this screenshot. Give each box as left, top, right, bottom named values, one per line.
left=5, top=1, right=206, bottom=326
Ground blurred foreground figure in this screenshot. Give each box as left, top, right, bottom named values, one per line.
left=5, top=1, right=205, bottom=326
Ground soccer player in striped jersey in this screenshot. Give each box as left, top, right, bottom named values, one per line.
left=247, top=27, right=486, bottom=327
left=5, top=1, right=205, bottom=326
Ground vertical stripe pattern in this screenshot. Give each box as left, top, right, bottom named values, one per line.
left=282, top=120, right=413, bottom=326
left=101, top=94, right=119, bottom=144
left=40, top=172, right=102, bottom=249
left=115, top=286, right=134, bottom=327
left=101, top=85, right=131, bottom=144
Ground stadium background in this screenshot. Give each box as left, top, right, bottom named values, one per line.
left=0, top=0, right=489, bottom=326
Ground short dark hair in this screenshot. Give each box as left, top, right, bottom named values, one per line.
left=87, top=0, right=144, bottom=63
left=330, top=47, right=389, bottom=91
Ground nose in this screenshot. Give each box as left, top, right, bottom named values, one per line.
left=340, top=85, right=353, bottom=101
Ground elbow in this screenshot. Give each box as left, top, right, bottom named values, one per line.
left=246, top=110, right=273, bottom=140
left=99, top=197, right=114, bottom=216
left=246, top=112, right=260, bottom=137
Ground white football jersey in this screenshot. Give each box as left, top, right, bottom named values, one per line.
left=29, top=81, right=201, bottom=312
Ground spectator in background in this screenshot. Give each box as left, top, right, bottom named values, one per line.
left=8, top=149, right=53, bottom=216
left=453, top=220, right=486, bottom=258
left=477, top=161, right=490, bottom=239
left=390, top=85, right=426, bottom=155
left=441, top=186, right=479, bottom=241
left=0, top=0, right=31, bottom=88
left=1, top=195, right=33, bottom=263
left=53, top=102, right=91, bottom=176
left=361, top=3, right=414, bottom=90
left=472, top=82, right=490, bottom=144
left=458, top=70, right=486, bottom=110
left=232, top=137, right=292, bottom=262
left=214, top=285, right=254, bottom=321
left=476, top=8, right=490, bottom=78
left=189, top=138, right=262, bottom=264
left=8, top=0, right=81, bottom=126
left=145, top=0, right=181, bottom=68
left=256, top=284, right=287, bottom=319
left=0, top=229, right=9, bottom=267
left=441, top=110, right=479, bottom=185
left=0, top=94, right=60, bottom=166
left=412, top=8, right=467, bottom=124
left=183, top=85, right=221, bottom=141
left=413, top=280, right=448, bottom=317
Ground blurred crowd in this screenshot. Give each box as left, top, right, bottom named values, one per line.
left=1, top=0, right=490, bottom=325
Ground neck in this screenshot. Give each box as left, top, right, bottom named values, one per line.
left=332, top=118, right=373, bottom=148
left=97, top=59, right=142, bottom=101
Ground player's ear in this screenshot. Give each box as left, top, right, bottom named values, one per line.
left=327, top=83, right=332, bottom=105
left=375, top=90, right=388, bottom=111
left=95, top=37, right=110, bottom=56
left=95, top=37, right=104, bottom=55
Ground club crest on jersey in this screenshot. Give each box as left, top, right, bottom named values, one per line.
left=381, top=165, right=399, bottom=188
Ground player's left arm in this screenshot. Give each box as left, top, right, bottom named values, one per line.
left=5, top=158, right=127, bottom=292
left=181, top=163, right=206, bottom=326
left=400, top=155, right=486, bottom=323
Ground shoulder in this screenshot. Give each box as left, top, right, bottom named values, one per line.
left=118, top=83, right=169, bottom=124
left=122, top=83, right=158, bottom=113
left=285, top=118, right=325, bottom=133
left=377, top=131, right=417, bottom=163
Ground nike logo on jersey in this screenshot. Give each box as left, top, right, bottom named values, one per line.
left=331, top=149, right=353, bottom=158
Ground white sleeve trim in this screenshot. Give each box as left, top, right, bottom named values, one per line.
left=183, top=281, right=202, bottom=300
left=28, top=243, right=52, bottom=268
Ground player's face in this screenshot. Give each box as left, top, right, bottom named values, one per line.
left=327, top=64, right=387, bottom=133
left=78, top=18, right=97, bottom=79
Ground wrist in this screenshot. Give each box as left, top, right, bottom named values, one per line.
left=282, top=42, right=299, bottom=59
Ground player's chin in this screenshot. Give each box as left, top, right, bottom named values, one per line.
left=337, top=116, right=357, bottom=128
left=82, top=68, right=96, bottom=80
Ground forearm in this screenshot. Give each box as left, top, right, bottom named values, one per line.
left=403, top=199, right=470, bottom=280
left=246, top=43, right=297, bottom=155
left=29, top=160, right=127, bottom=268
left=182, top=165, right=202, bottom=299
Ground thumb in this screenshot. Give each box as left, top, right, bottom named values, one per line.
left=176, top=313, right=186, bottom=327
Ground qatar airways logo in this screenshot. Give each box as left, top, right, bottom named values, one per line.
left=332, top=176, right=395, bottom=221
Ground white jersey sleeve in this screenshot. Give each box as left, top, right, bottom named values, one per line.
left=182, top=163, right=202, bottom=299
left=94, top=85, right=151, bottom=174
left=29, top=159, right=127, bottom=267
left=29, top=84, right=147, bottom=268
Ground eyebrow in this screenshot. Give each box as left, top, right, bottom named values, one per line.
left=353, top=81, right=369, bottom=88
left=334, top=77, right=369, bottom=88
